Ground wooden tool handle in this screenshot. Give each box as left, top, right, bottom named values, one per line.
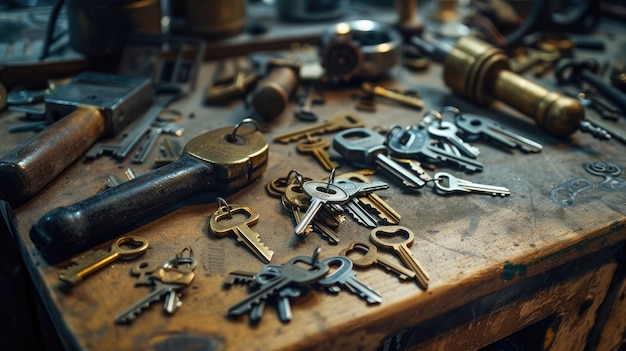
left=0, top=107, right=106, bottom=207
left=30, top=155, right=217, bottom=263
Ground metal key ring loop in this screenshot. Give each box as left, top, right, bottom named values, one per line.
left=163, top=256, right=197, bottom=270
left=215, top=197, right=232, bottom=218
left=385, top=124, right=403, bottom=144
left=112, top=236, right=150, bottom=256
left=231, top=117, right=261, bottom=142
left=369, top=225, right=415, bottom=249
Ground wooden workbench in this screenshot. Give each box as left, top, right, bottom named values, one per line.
left=2, top=21, right=626, bottom=351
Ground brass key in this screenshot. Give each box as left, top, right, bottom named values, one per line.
left=273, top=111, right=364, bottom=144
left=340, top=240, right=416, bottom=281
left=58, top=236, right=149, bottom=285
left=209, top=198, right=274, bottom=263
left=296, top=136, right=339, bottom=171
left=370, top=226, right=429, bottom=289
left=31, top=119, right=269, bottom=264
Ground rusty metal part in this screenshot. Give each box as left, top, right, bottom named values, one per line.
left=411, top=35, right=584, bottom=138
left=250, top=59, right=300, bottom=120
left=0, top=72, right=152, bottom=208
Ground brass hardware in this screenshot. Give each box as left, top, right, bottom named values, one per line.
left=413, top=35, right=584, bottom=138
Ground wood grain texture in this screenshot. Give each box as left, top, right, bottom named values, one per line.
left=2, top=32, right=626, bottom=350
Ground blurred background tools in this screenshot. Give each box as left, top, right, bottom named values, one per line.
left=0, top=71, right=152, bottom=207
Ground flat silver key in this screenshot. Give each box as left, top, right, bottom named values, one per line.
left=428, top=120, right=480, bottom=158
left=227, top=254, right=329, bottom=317
left=115, top=265, right=195, bottom=324
left=335, top=178, right=389, bottom=228
left=387, top=124, right=484, bottom=173
left=318, top=255, right=382, bottom=304
left=434, top=172, right=511, bottom=196
left=294, top=180, right=349, bottom=235
left=340, top=240, right=416, bottom=281
left=370, top=226, right=429, bottom=289
left=336, top=172, right=401, bottom=225
left=455, top=113, right=543, bottom=153
left=333, top=128, right=426, bottom=189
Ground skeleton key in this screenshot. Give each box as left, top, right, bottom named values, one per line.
left=455, top=113, right=543, bottom=153
left=337, top=172, right=401, bottom=225
left=294, top=180, right=349, bottom=235
left=273, top=111, right=364, bottom=144
left=370, top=226, right=429, bottom=289
left=58, top=236, right=149, bottom=285
left=114, top=264, right=195, bottom=324
left=333, top=128, right=426, bottom=190
left=340, top=240, right=415, bottom=281
left=335, top=178, right=389, bottom=228
left=296, top=136, right=340, bottom=171
left=32, top=119, right=269, bottom=264
left=227, top=253, right=329, bottom=317
left=434, top=172, right=510, bottom=196
left=209, top=198, right=274, bottom=263
left=427, top=120, right=480, bottom=158
left=318, top=255, right=382, bottom=304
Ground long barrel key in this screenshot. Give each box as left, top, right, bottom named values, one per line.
left=31, top=120, right=269, bottom=263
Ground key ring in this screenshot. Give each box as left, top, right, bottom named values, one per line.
left=215, top=197, right=232, bottom=219
left=230, top=118, right=261, bottom=143
left=369, top=225, right=414, bottom=250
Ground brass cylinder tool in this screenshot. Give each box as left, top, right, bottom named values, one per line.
left=250, top=59, right=300, bottom=120
left=411, top=35, right=584, bottom=138
left=30, top=120, right=268, bottom=264
left=0, top=72, right=152, bottom=208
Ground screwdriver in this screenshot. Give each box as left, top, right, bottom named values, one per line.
left=410, top=35, right=584, bottom=138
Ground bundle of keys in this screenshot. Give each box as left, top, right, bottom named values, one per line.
left=224, top=248, right=381, bottom=324
left=115, top=248, right=196, bottom=324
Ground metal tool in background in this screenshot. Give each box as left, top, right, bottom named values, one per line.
left=30, top=119, right=269, bottom=264
left=0, top=71, right=152, bottom=208
left=410, top=34, right=585, bottom=138
left=319, top=19, right=402, bottom=83
left=204, top=57, right=257, bottom=105
left=249, top=58, right=300, bottom=121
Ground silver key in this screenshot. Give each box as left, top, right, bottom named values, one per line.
left=294, top=179, right=349, bottom=235
left=335, top=178, right=389, bottom=228
left=333, top=128, right=426, bottom=190
left=115, top=264, right=195, bottom=323
left=387, top=124, right=484, bottom=172
left=434, top=172, right=510, bottom=196
left=428, top=120, right=480, bottom=158
left=318, top=256, right=382, bottom=304
left=455, top=113, right=543, bottom=153
left=255, top=265, right=302, bottom=323
left=227, top=254, right=329, bottom=318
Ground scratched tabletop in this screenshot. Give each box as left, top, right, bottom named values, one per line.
left=2, top=25, right=626, bottom=351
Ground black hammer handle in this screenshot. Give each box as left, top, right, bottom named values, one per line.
left=30, top=155, right=216, bottom=263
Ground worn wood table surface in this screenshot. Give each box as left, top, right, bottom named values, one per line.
left=2, top=28, right=626, bottom=351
